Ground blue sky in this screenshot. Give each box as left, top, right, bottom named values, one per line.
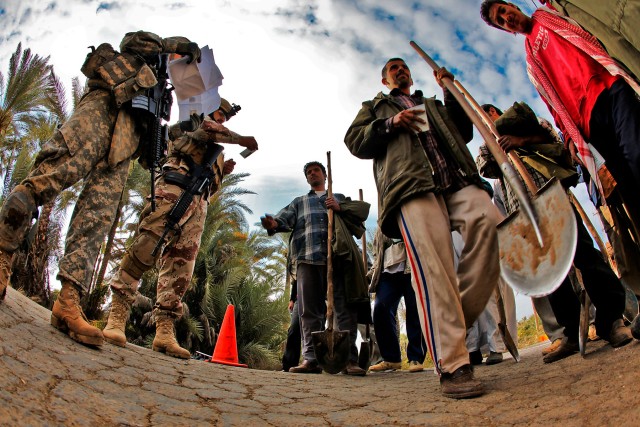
left=0, top=0, right=601, bottom=320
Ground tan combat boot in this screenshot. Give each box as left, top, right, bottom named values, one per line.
left=152, top=316, right=190, bottom=359
left=0, top=249, right=13, bottom=303
left=103, top=292, right=131, bottom=347
left=51, top=281, right=104, bottom=346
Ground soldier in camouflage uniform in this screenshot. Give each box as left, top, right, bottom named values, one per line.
left=0, top=31, right=202, bottom=347
left=102, top=100, right=258, bottom=359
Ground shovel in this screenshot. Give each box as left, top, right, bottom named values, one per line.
left=357, top=189, right=373, bottom=371
left=311, top=151, right=351, bottom=374
left=410, top=40, right=577, bottom=297
left=495, top=282, right=520, bottom=362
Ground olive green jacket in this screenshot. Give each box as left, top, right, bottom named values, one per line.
left=344, top=90, right=478, bottom=238
left=332, top=199, right=371, bottom=305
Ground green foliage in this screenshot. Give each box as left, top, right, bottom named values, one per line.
left=0, top=42, right=54, bottom=150
left=517, top=313, right=547, bottom=348
left=120, top=172, right=290, bottom=369
left=81, top=283, right=110, bottom=320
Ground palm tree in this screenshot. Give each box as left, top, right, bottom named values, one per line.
left=0, top=43, right=54, bottom=179
left=0, top=46, right=73, bottom=306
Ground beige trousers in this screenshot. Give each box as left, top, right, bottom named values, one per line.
left=398, top=185, right=500, bottom=374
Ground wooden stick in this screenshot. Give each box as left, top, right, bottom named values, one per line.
left=454, top=82, right=539, bottom=195
left=568, top=190, right=615, bottom=270
left=359, top=189, right=367, bottom=275
left=410, top=40, right=543, bottom=247
left=326, top=151, right=335, bottom=330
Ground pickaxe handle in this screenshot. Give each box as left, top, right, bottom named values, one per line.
left=410, top=40, right=544, bottom=247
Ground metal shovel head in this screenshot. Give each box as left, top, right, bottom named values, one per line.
left=498, top=178, right=577, bottom=298
left=499, top=322, right=520, bottom=362
left=311, top=328, right=350, bottom=374
left=579, top=288, right=590, bottom=357
left=358, top=340, right=372, bottom=371
left=624, top=285, right=639, bottom=323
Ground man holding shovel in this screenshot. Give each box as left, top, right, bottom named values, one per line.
left=476, top=101, right=633, bottom=362
left=344, top=58, right=500, bottom=398
left=480, top=0, right=640, bottom=253
left=261, top=161, right=367, bottom=376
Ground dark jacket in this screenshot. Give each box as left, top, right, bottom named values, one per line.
left=344, top=89, right=478, bottom=238
left=332, top=199, right=370, bottom=306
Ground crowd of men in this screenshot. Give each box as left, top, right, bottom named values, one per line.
left=1, top=0, right=639, bottom=401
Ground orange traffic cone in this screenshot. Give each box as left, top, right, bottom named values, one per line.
left=209, top=304, right=248, bottom=368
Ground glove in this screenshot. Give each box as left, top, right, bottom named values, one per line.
left=176, top=42, right=201, bottom=64
left=179, top=113, right=204, bottom=132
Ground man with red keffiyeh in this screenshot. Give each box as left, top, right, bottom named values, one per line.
left=537, top=1, right=640, bottom=81
left=480, top=1, right=640, bottom=231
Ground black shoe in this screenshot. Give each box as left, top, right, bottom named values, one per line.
left=440, top=365, right=484, bottom=399
left=469, top=350, right=483, bottom=365
left=542, top=337, right=578, bottom=363
left=485, top=351, right=503, bottom=365
left=289, top=359, right=322, bottom=374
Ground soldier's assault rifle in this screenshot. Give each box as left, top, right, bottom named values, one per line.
left=151, top=142, right=224, bottom=257
left=132, top=53, right=173, bottom=212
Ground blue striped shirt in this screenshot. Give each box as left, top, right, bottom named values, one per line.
left=271, top=190, right=346, bottom=265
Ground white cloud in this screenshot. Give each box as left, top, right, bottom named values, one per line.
left=0, top=0, right=609, bottom=319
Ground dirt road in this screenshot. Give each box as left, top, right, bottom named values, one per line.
left=1, top=287, right=638, bottom=426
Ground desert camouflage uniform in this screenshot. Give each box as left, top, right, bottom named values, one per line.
left=0, top=31, right=194, bottom=294
left=109, top=118, right=240, bottom=319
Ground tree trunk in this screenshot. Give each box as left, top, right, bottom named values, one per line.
left=11, top=201, right=53, bottom=307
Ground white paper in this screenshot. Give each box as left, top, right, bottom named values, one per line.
left=168, top=46, right=224, bottom=120
left=176, top=89, right=221, bottom=121
left=407, top=104, right=429, bottom=133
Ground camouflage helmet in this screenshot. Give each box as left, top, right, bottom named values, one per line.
left=209, top=98, right=237, bottom=121
left=219, top=98, right=232, bottom=115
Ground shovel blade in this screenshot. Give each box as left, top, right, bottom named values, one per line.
left=498, top=178, right=577, bottom=297
left=358, top=341, right=372, bottom=371
left=311, top=329, right=350, bottom=374
left=498, top=323, right=520, bottom=362
left=624, top=285, right=639, bottom=323
left=579, top=289, right=591, bottom=357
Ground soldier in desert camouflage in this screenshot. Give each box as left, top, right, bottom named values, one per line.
left=0, top=31, right=202, bottom=347
left=102, top=100, right=258, bottom=359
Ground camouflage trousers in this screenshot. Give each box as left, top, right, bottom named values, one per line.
left=0, top=126, right=129, bottom=294
left=109, top=172, right=207, bottom=319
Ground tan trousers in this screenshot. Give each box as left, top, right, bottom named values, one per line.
left=110, top=177, right=207, bottom=319
left=398, top=185, right=500, bottom=374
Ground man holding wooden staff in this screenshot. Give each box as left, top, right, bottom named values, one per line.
left=344, top=58, right=500, bottom=398
left=260, top=161, right=368, bottom=376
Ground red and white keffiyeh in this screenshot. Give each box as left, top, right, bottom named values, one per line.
left=525, top=8, right=640, bottom=192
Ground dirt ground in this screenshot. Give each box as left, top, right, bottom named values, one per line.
left=1, top=286, right=639, bottom=426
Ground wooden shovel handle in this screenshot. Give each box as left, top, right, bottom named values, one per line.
left=454, top=82, right=539, bottom=195
left=326, top=151, right=335, bottom=328
left=410, top=40, right=543, bottom=246
left=359, top=189, right=367, bottom=274
left=567, top=190, right=614, bottom=270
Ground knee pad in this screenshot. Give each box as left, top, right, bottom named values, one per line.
left=120, top=232, right=161, bottom=279
left=0, top=185, right=37, bottom=252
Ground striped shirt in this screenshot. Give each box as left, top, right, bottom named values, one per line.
left=271, top=190, right=346, bottom=265
left=384, top=88, right=468, bottom=193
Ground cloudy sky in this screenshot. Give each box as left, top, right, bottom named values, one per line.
left=0, top=0, right=601, bottom=319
